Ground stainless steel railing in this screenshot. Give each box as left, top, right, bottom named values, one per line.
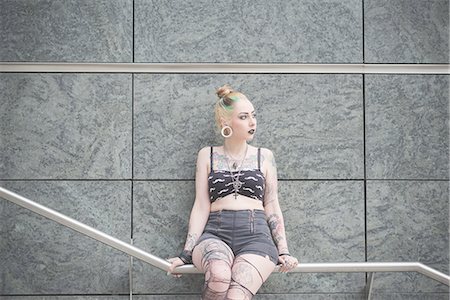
left=1, top=186, right=449, bottom=298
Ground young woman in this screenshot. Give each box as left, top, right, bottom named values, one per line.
left=168, top=84, right=298, bottom=299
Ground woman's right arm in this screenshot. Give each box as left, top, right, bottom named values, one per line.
left=167, top=147, right=211, bottom=273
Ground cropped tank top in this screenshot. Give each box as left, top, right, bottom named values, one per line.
left=208, top=146, right=265, bottom=203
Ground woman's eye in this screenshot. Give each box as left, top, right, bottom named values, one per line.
left=240, top=116, right=247, bottom=120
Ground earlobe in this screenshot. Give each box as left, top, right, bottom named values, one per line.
left=220, top=117, right=230, bottom=128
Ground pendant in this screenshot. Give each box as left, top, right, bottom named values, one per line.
left=232, top=180, right=242, bottom=191
left=232, top=178, right=242, bottom=200
left=232, top=162, right=238, bottom=169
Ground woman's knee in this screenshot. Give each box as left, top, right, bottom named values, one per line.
left=206, top=259, right=232, bottom=286
left=203, top=260, right=232, bottom=298
left=227, top=254, right=275, bottom=297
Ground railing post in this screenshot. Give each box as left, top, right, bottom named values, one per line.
left=365, top=272, right=374, bottom=300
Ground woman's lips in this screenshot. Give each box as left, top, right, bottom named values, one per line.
left=248, top=129, right=255, bottom=134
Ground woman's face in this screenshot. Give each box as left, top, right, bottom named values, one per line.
left=226, top=98, right=257, bottom=141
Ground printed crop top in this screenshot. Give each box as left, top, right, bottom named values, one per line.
left=208, top=146, right=265, bottom=203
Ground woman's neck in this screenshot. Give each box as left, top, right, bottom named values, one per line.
left=223, top=139, right=248, bottom=159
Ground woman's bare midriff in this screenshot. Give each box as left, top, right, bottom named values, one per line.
left=210, top=195, right=264, bottom=212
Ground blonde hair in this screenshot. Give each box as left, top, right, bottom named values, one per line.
left=214, top=84, right=246, bottom=132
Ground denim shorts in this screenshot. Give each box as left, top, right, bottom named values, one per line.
left=196, top=209, right=279, bottom=265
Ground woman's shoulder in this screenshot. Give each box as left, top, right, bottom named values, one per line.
left=198, top=145, right=223, bottom=153
left=196, top=147, right=212, bottom=170
left=197, top=145, right=222, bottom=158
left=257, top=146, right=274, bottom=158
left=198, top=146, right=212, bottom=156
left=198, top=145, right=273, bottom=157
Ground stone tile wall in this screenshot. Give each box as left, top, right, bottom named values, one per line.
left=0, top=0, right=448, bottom=299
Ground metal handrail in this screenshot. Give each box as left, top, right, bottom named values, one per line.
left=1, top=62, right=449, bottom=74
left=1, top=186, right=449, bottom=287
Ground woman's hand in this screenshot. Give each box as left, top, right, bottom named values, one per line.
left=278, top=254, right=299, bottom=273
left=166, top=257, right=185, bottom=278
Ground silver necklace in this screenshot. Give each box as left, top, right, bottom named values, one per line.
left=225, top=146, right=247, bottom=169
left=223, top=144, right=248, bottom=199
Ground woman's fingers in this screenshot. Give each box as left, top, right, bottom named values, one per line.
left=166, top=257, right=185, bottom=277
left=287, top=257, right=298, bottom=271
left=278, top=255, right=299, bottom=273
left=278, top=256, right=288, bottom=273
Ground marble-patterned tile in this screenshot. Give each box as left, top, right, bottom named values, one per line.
left=133, top=293, right=366, bottom=299
left=132, top=181, right=204, bottom=293
left=255, top=294, right=365, bottom=299
left=133, top=296, right=199, bottom=300
left=0, top=181, right=131, bottom=294
left=134, top=74, right=363, bottom=180
left=0, top=73, right=132, bottom=179
left=0, top=297, right=128, bottom=300
left=255, top=75, right=363, bottom=180
left=365, top=0, right=449, bottom=63
left=135, top=0, right=362, bottom=63
left=367, top=180, right=449, bottom=293
left=365, top=75, right=449, bottom=180
left=370, top=293, right=450, bottom=300
left=260, top=180, right=366, bottom=293
left=133, top=74, right=217, bottom=180
left=132, top=180, right=365, bottom=294
left=0, top=0, right=132, bottom=62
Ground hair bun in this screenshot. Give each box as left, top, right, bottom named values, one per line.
left=216, top=84, right=234, bottom=99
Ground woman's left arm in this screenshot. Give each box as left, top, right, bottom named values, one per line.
left=262, top=149, right=299, bottom=272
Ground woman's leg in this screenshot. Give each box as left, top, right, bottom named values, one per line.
left=192, top=238, right=235, bottom=300
left=226, top=253, right=276, bottom=299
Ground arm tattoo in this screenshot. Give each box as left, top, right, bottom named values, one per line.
left=263, top=180, right=276, bottom=206
left=262, top=151, right=278, bottom=206
left=184, top=233, right=198, bottom=251
left=267, top=214, right=284, bottom=245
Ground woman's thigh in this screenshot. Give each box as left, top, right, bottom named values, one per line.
left=192, top=237, right=234, bottom=271
left=230, top=253, right=276, bottom=295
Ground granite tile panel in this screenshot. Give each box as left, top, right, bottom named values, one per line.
left=135, top=0, right=362, bottom=63
left=365, top=75, right=449, bottom=180
left=133, top=74, right=217, bottom=180
left=133, top=296, right=200, bottom=300
left=132, top=181, right=204, bottom=293
left=0, top=297, right=129, bottom=300
left=134, top=294, right=366, bottom=299
left=0, top=73, right=132, bottom=179
left=254, top=75, right=364, bottom=180
left=0, top=0, right=132, bottom=62
left=255, top=294, right=366, bottom=299
left=369, top=293, right=450, bottom=300
left=367, top=180, right=449, bottom=293
left=2, top=293, right=449, bottom=299
left=260, top=180, right=366, bottom=293
left=0, top=181, right=131, bottom=294
left=134, top=74, right=363, bottom=180
left=131, top=180, right=365, bottom=293
left=365, top=0, right=449, bottom=63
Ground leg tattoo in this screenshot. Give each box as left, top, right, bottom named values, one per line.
left=226, top=256, right=264, bottom=300
left=226, top=281, right=254, bottom=300
left=195, top=239, right=234, bottom=300
left=203, top=260, right=232, bottom=300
